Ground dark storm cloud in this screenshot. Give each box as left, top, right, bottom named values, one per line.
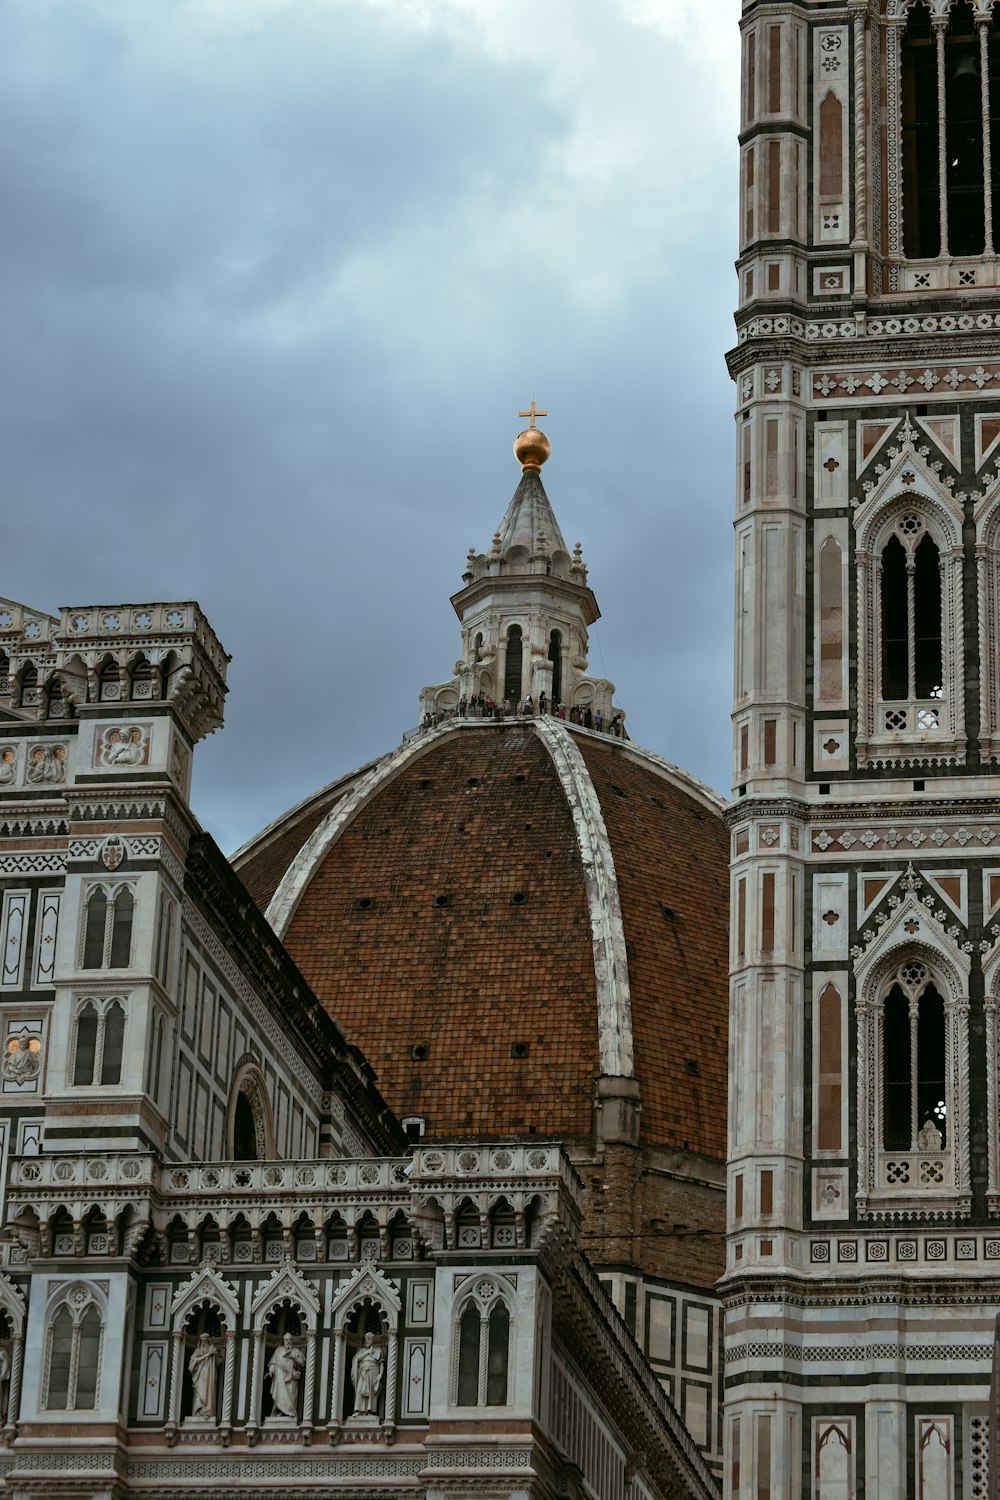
left=2, top=0, right=740, bottom=851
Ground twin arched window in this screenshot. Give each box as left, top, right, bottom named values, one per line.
left=454, top=1285, right=511, bottom=1407
left=855, top=497, right=961, bottom=762
left=879, top=521, right=942, bottom=715
left=882, top=964, right=947, bottom=1152
left=72, top=999, right=126, bottom=1087
left=43, top=1287, right=104, bottom=1410
left=856, top=946, right=968, bottom=1214
left=81, top=885, right=134, bottom=970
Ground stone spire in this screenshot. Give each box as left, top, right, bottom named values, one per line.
left=420, top=415, right=622, bottom=724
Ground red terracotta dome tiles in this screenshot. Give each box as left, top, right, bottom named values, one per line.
left=281, top=728, right=600, bottom=1138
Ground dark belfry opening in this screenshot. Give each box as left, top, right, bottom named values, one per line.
left=101, top=1001, right=125, bottom=1085
left=109, top=888, right=133, bottom=967
left=946, top=1, right=985, bottom=256
left=233, top=1093, right=258, bottom=1161
left=902, top=2, right=940, bottom=257
left=881, top=535, right=908, bottom=700
left=883, top=984, right=912, bottom=1150
left=883, top=980, right=947, bottom=1150
left=73, top=1004, right=99, bottom=1087
left=485, top=1303, right=510, bottom=1405
left=82, top=890, right=108, bottom=969
left=503, top=625, right=523, bottom=704
left=914, top=531, right=942, bottom=699
left=457, top=1305, right=480, bottom=1405
left=991, top=16, right=1000, bottom=224
left=548, top=629, right=562, bottom=706
left=917, top=986, right=947, bottom=1143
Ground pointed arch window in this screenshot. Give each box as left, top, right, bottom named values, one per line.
left=503, top=626, right=523, bottom=705
left=548, top=630, right=563, bottom=706
left=855, top=498, right=963, bottom=765
left=233, top=1093, right=258, bottom=1161
left=880, top=521, right=942, bottom=717
left=485, top=1303, right=509, bottom=1405
left=17, top=664, right=38, bottom=710
left=883, top=972, right=947, bottom=1152
left=96, top=659, right=121, bottom=703
left=457, top=1305, right=480, bottom=1405
left=855, top=944, right=970, bottom=1217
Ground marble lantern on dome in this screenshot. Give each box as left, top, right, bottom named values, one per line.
left=420, top=413, right=623, bottom=723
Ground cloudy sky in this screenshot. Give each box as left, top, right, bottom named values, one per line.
left=4, top=0, right=741, bottom=853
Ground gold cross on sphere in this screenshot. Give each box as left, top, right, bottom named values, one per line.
left=518, top=400, right=547, bottom=430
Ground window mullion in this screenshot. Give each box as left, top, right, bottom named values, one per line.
left=68, top=1321, right=81, bottom=1409
left=980, top=19, right=994, bottom=256
left=906, top=558, right=917, bottom=702
left=934, top=19, right=950, bottom=257
left=909, top=996, right=921, bottom=1151
left=102, top=902, right=114, bottom=968
left=478, top=1313, right=490, bottom=1406
left=92, top=1013, right=106, bottom=1087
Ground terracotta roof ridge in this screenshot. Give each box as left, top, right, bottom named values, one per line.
left=534, top=717, right=635, bottom=1079
left=263, top=719, right=464, bottom=938
left=614, top=742, right=727, bottom=814
left=230, top=754, right=385, bottom=866
left=567, top=726, right=726, bottom=815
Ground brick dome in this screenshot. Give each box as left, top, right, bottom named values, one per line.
left=234, top=719, right=729, bottom=1160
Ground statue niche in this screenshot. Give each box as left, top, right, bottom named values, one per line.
left=181, top=1306, right=223, bottom=1425
left=344, top=1302, right=386, bottom=1425
left=261, top=1302, right=305, bottom=1424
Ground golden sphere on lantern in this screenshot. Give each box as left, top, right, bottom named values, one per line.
left=513, top=425, right=551, bottom=471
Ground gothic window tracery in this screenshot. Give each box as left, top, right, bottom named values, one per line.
left=882, top=968, right=947, bottom=1149
left=81, top=883, right=135, bottom=970
left=855, top=495, right=963, bottom=763
left=226, top=1063, right=274, bottom=1160
left=71, top=998, right=126, bottom=1087
left=879, top=524, right=942, bottom=711
left=42, top=1284, right=105, bottom=1411
left=452, top=1281, right=512, bottom=1409
left=856, top=946, right=970, bottom=1216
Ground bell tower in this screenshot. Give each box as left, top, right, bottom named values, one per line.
left=727, top=1, right=1000, bottom=1495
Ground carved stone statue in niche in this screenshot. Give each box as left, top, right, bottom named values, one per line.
left=350, top=1331, right=384, bottom=1418
left=2, top=1032, right=40, bottom=1087
left=266, top=1332, right=305, bottom=1419
left=26, top=744, right=65, bottom=785
left=0, top=749, right=15, bottom=785
left=102, top=726, right=145, bottom=767
left=188, top=1333, right=221, bottom=1420
left=918, top=1117, right=943, bottom=1150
